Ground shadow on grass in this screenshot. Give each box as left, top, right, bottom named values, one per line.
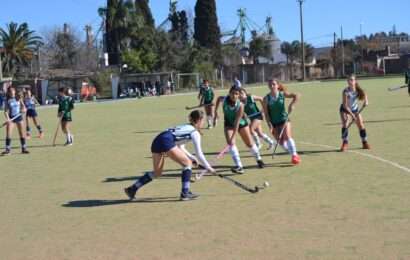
left=103, top=167, right=233, bottom=182
left=103, top=162, right=292, bottom=183
left=298, top=149, right=340, bottom=155
left=62, top=196, right=181, bottom=207
left=133, top=130, right=161, bottom=134
left=390, top=105, right=410, bottom=109
left=6, top=144, right=64, bottom=150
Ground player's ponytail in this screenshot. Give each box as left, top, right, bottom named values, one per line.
left=349, top=74, right=365, bottom=100
left=355, top=83, right=365, bottom=101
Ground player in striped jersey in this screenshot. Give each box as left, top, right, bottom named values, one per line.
left=239, top=88, right=275, bottom=150
left=339, top=75, right=370, bottom=151
left=124, top=110, right=215, bottom=201
left=213, top=86, right=265, bottom=174
left=2, top=87, right=29, bottom=155
left=263, top=79, right=301, bottom=165
left=24, top=89, right=44, bottom=139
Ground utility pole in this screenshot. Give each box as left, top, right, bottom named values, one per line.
left=341, top=26, right=345, bottom=77
left=297, top=0, right=306, bottom=81
left=85, top=25, right=93, bottom=49
left=37, top=44, right=41, bottom=75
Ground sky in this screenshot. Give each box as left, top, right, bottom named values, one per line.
left=1, top=0, right=410, bottom=47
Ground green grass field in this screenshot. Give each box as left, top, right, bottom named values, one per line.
left=1, top=77, right=410, bottom=259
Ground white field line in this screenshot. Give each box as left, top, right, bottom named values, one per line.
left=300, top=141, right=410, bottom=174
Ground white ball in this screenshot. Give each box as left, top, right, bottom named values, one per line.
left=264, top=181, right=270, bottom=187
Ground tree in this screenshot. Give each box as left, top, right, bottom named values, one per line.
left=49, top=26, right=79, bottom=68
left=281, top=41, right=297, bottom=79
left=193, top=0, right=221, bottom=64
left=170, top=9, right=189, bottom=45
left=249, top=36, right=272, bottom=64
left=0, top=22, right=42, bottom=76
left=103, top=0, right=135, bottom=65
left=135, top=0, right=154, bottom=28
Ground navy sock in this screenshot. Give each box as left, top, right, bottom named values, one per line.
left=341, top=127, right=348, bottom=141
left=360, top=129, right=367, bottom=142
left=5, top=138, right=11, bottom=150
left=133, top=172, right=154, bottom=189
left=26, top=126, right=31, bottom=133
left=37, top=125, right=42, bottom=132
left=181, top=167, right=192, bottom=193
left=20, top=138, right=27, bottom=150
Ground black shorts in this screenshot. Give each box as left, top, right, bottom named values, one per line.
left=271, top=120, right=287, bottom=129
left=249, top=114, right=263, bottom=122
left=26, top=109, right=38, bottom=118
left=224, top=121, right=249, bottom=129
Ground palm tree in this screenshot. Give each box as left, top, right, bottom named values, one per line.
left=0, top=22, right=42, bottom=76
left=281, top=41, right=297, bottom=80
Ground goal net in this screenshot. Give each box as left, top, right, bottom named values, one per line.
left=176, top=73, right=200, bottom=91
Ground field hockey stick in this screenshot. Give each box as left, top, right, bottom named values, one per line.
left=185, top=103, right=212, bottom=110
left=216, top=174, right=262, bottom=193
left=388, top=85, right=407, bottom=91
left=194, top=144, right=231, bottom=181
left=0, top=113, right=22, bottom=128
left=216, top=174, right=270, bottom=193
left=52, top=116, right=63, bottom=146
left=346, top=104, right=366, bottom=129
left=272, top=115, right=291, bottom=159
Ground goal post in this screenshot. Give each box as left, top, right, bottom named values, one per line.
left=176, top=73, right=200, bottom=90
left=119, top=71, right=174, bottom=97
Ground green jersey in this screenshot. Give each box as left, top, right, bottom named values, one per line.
left=244, top=95, right=261, bottom=118
left=58, top=96, right=74, bottom=121
left=223, top=97, right=247, bottom=128
left=265, top=92, right=288, bottom=125
left=200, top=87, right=214, bottom=104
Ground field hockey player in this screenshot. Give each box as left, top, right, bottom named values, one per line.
left=24, top=88, right=44, bottom=139
left=263, top=79, right=301, bottom=165
left=239, top=88, right=275, bottom=150
left=2, top=87, right=29, bottom=155
left=124, top=110, right=215, bottom=201
left=339, top=75, right=370, bottom=151
left=214, top=86, right=265, bottom=174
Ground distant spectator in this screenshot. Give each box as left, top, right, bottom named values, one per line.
left=155, top=81, right=161, bottom=96
left=234, top=76, right=242, bottom=88
left=166, top=79, right=172, bottom=95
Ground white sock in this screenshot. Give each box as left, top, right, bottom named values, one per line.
left=280, top=141, right=289, bottom=152
left=207, top=116, right=213, bottom=126
left=249, top=143, right=262, bottom=161
left=252, top=132, right=261, bottom=148
left=286, top=138, right=297, bottom=156
left=229, top=145, right=243, bottom=168
left=261, top=133, right=274, bottom=145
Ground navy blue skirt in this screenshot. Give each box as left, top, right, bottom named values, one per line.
left=151, top=131, right=176, bottom=153
left=11, top=115, right=23, bottom=123
left=339, top=104, right=358, bottom=114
